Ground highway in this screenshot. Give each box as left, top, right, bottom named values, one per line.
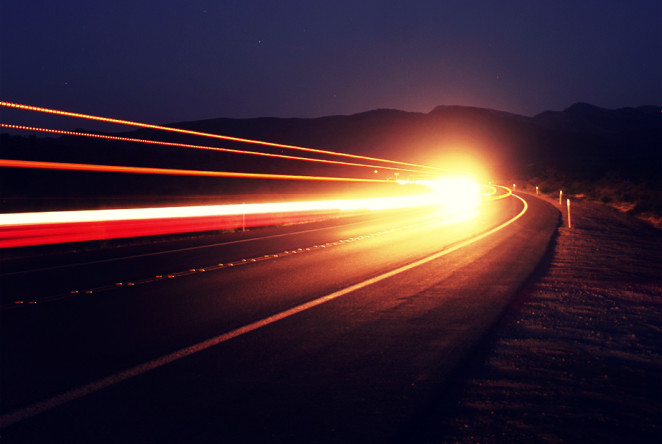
left=0, top=193, right=559, bottom=443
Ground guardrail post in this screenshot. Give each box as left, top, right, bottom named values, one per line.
left=567, top=198, right=572, bottom=229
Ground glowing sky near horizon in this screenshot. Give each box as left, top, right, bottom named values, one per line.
left=1, top=1, right=659, bottom=130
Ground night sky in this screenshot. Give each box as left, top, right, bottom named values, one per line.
left=1, top=1, right=660, bottom=129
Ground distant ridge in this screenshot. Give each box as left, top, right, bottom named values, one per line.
left=3, top=102, right=660, bottom=177
left=1, top=102, right=660, bottom=213
left=532, top=102, right=662, bottom=134
left=429, top=105, right=524, bottom=120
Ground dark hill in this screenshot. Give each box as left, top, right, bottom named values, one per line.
left=1, top=103, right=660, bottom=213
left=160, top=103, right=661, bottom=181
left=533, top=102, right=662, bottom=134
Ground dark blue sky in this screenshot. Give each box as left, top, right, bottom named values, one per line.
left=1, top=0, right=660, bottom=128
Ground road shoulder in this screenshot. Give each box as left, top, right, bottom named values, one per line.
left=419, top=196, right=662, bottom=443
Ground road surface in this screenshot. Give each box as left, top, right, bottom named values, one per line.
left=0, top=193, right=559, bottom=443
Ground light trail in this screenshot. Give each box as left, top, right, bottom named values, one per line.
left=0, top=213, right=334, bottom=249
left=0, top=159, right=393, bottom=183
left=0, top=123, right=431, bottom=175
left=0, top=102, right=499, bottom=249
left=0, top=197, right=435, bottom=226
left=0, top=167, right=507, bottom=248
left=0, top=193, right=526, bottom=428
left=0, top=188, right=481, bottom=248
left=0, top=101, right=441, bottom=171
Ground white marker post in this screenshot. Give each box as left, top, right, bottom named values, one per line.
left=559, top=190, right=563, bottom=205
left=536, top=186, right=539, bottom=195
left=567, top=198, right=572, bottom=229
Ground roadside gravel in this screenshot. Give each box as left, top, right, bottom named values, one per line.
left=426, top=195, right=662, bottom=443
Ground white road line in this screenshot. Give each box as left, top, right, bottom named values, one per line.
left=1, top=211, right=455, bottom=310
left=0, top=195, right=527, bottom=429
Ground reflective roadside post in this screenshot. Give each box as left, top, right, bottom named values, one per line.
left=567, top=198, right=572, bottom=229
left=559, top=190, right=563, bottom=205
left=536, top=186, right=539, bottom=195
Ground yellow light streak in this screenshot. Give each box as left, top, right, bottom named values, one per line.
left=0, top=123, right=428, bottom=174
left=490, top=185, right=513, bottom=200
left=0, top=101, right=441, bottom=171
left=0, top=159, right=392, bottom=183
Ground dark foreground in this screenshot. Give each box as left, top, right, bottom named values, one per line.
left=3, top=195, right=659, bottom=443
left=1, top=195, right=558, bottom=443
left=421, top=196, right=662, bottom=443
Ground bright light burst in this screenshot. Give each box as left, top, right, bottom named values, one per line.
left=403, top=176, right=482, bottom=212
left=0, top=101, right=496, bottom=248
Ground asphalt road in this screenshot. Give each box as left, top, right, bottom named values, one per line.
left=0, top=193, right=559, bottom=443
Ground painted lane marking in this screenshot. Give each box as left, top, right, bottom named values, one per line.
left=0, top=194, right=526, bottom=429
left=0, top=215, right=388, bottom=278
left=4, top=209, right=475, bottom=309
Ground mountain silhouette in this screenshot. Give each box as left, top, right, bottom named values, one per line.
left=1, top=103, right=660, bottom=213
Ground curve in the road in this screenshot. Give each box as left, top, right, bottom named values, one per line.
left=2, top=208, right=476, bottom=309
left=0, top=193, right=527, bottom=429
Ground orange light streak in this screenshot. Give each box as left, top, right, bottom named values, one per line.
left=0, top=123, right=430, bottom=175
left=0, top=101, right=441, bottom=171
left=0, top=159, right=393, bottom=183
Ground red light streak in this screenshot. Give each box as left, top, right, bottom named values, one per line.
left=0, top=123, right=430, bottom=175
left=0, top=159, right=393, bottom=183
left=0, top=101, right=441, bottom=171
left=0, top=211, right=338, bottom=249
left=0, top=191, right=477, bottom=248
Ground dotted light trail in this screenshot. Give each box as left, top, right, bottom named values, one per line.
left=0, top=123, right=430, bottom=175
left=0, top=101, right=441, bottom=171
left=0, top=159, right=393, bottom=183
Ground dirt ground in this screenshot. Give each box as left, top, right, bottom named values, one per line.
left=431, top=195, right=662, bottom=443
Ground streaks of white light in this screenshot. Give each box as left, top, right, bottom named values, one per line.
left=0, top=185, right=479, bottom=227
